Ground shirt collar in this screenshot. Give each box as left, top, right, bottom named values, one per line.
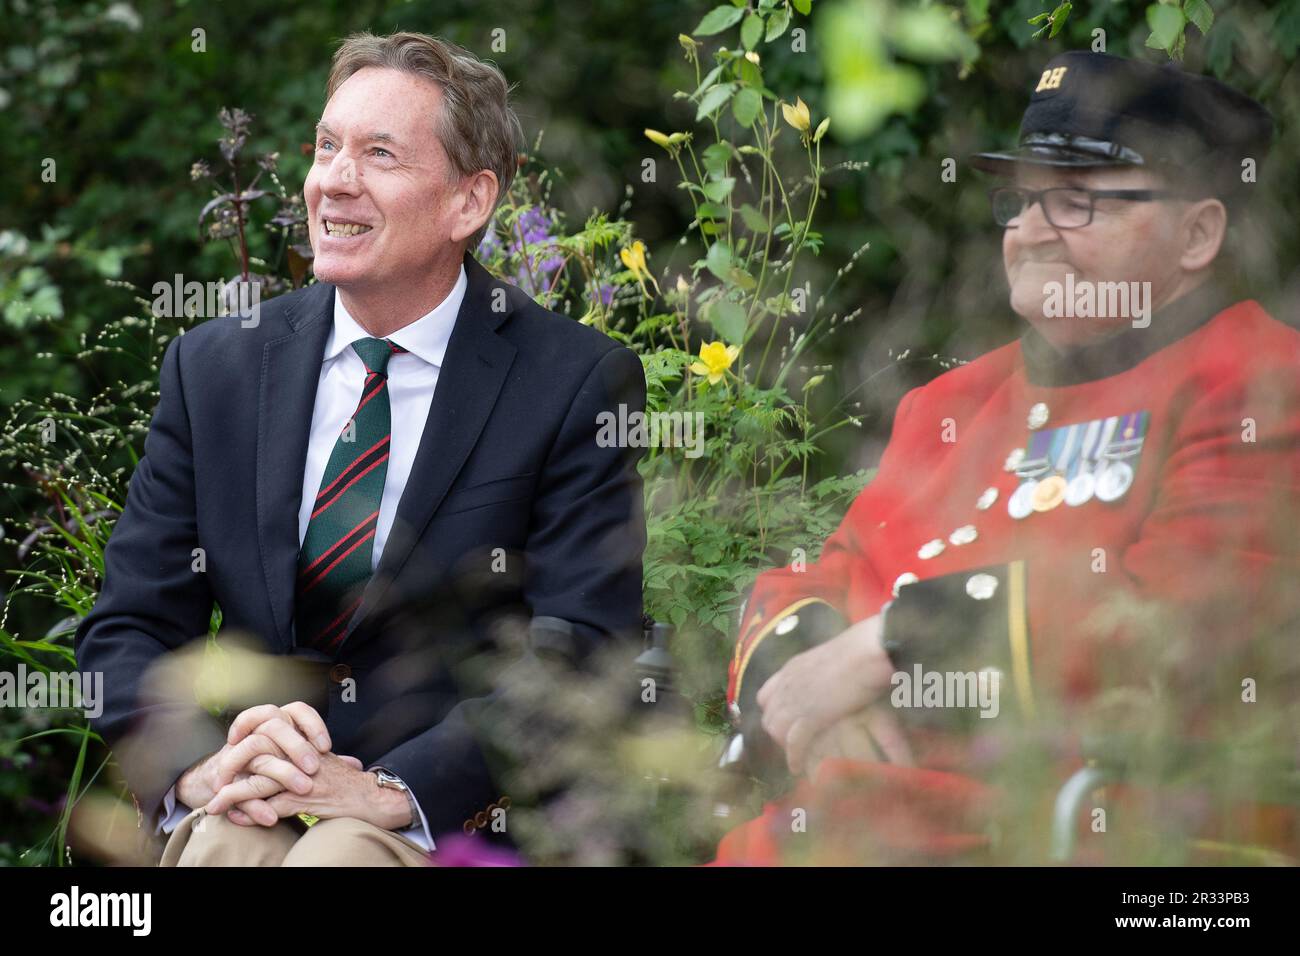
left=1019, top=277, right=1237, bottom=387
left=324, top=263, right=467, bottom=368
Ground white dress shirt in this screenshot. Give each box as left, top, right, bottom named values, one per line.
left=156, top=264, right=468, bottom=854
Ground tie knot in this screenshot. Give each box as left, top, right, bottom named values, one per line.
left=352, top=337, right=407, bottom=376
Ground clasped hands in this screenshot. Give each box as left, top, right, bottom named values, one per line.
left=755, top=614, right=914, bottom=778
left=174, top=701, right=411, bottom=830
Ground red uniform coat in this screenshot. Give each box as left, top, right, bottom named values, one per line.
left=718, top=284, right=1300, bottom=864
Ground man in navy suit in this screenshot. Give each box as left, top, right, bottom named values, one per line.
left=74, top=31, right=646, bottom=865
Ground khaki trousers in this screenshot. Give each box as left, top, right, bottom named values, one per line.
left=158, top=808, right=431, bottom=866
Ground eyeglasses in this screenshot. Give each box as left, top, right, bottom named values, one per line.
left=989, top=186, right=1179, bottom=229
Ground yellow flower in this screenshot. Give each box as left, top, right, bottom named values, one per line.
left=781, top=96, right=811, bottom=133
left=620, top=240, right=649, bottom=280
left=620, top=240, right=659, bottom=298
left=691, top=341, right=741, bottom=385
left=644, top=128, right=673, bottom=150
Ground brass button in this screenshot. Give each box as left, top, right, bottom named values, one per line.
left=462, top=819, right=476, bottom=835
left=948, top=525, right=978, bottom=546
left=473, top=811, right=489, bottom=828
left=498, top=796, right=511, bottom=810
left=966, top=573, right=999, bottom=600
left=917, top=538, right=945, bottom=560
left=329, top=663, right=351, bottom=683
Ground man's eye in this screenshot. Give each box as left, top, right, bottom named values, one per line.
left=317, top=141, right=335, bottom=152
left=373, top=147, right=392, bottom=158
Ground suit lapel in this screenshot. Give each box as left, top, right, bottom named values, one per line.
left=256, top=281, right=336, bottom=652
left=337, top=253, right=518, bottom=649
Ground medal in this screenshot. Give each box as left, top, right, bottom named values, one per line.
left=1096, top=459, right=1135, bottom=501
left=1008, top=479, right=1037, bottom=520
left=1029, top=424, right=1078, bottom=512
left=1064, top=472, right=1096, bottom=506
left=1102, top=411, right=1145, bottom=461
left=1031, top=474, right=1067, bottom=511
left=1008, top=429, right=1053, bottom=519
left=1065, top=418, right=1104, bottom=507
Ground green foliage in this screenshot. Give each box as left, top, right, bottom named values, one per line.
left=1028, top=0, right=1219, bottom=60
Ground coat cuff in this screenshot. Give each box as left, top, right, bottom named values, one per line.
left=733, top=599, right=848, bottom=783
left=880, top=561, right=1035, bottom=724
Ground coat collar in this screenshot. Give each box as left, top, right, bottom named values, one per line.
left=1019, top=278, right=1237, bottom=387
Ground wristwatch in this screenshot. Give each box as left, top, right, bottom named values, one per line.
left=372, top=768, right=418, bottom=830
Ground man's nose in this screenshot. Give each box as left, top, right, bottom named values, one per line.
left=1008, top=194, right=1058, bottom=241
left=319, top=148, right=363, bottom=196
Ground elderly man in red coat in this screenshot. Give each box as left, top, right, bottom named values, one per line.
left=715, top=52, right=1300, bottom=865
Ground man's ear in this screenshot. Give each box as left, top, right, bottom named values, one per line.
left=1179, top=196, right=1228, bottom=273
left=449, top=170, right=500, bottom=245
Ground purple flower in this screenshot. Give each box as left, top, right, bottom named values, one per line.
left=431, top=833, right=525, bottom=867
left=477, top=228, right=502, bottom=259
left=477, top=207, right=565, bottom=291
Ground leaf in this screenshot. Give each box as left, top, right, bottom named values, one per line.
left=701, top=177, right=736, bottom=202
left=692, top=63, right=726, bottom=99
left=766, top=5, right=792, bottom=40
left=705, top=240, right=734, bottom=281
left=793, top=0, right=812, bottom=15
left=1184, top=0, right=1214, bottom=35
left=1048, top=2, right=1072, bottom=39
left=733, top=87, right=762, bottom=127
left=197, top=192, right=235, bottom=227
left=702, top=142, right=733, bottom=177
left=694, top=5, right=746, bottom=36
left=288, top=246, right=311, bottom=288
left=1146, top=3, right=1185, bottom=51
left=707, top=298, right=748, bottom=342
left=892, top=6, right=982, bottom=62
left=727, top=266, right=757, bottom=292
left=1273, top=0, right=1300, bottom=58
left=741, top=13, right=764, bottom=50
left=696, top=82, right=738, bottom=121
left=739, top=203, right=769, bottom=233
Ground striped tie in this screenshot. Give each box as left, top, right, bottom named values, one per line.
left=295, top=337, right=407, bottom=654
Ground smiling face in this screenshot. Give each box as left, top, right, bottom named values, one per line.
left=1001, top=164, right=1191, bottom=347
left=304, top=67, right=475, bottom=293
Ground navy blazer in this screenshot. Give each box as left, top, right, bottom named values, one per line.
left=74, top=252, right=647, bottom=841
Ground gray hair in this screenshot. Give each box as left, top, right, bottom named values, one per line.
left=326, top=31, right=523, bottom=249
